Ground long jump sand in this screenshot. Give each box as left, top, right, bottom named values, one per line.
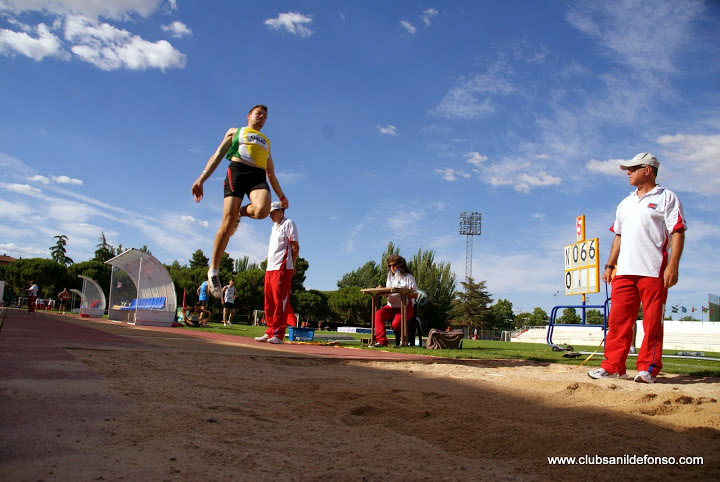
left=1, top=309, right=718, bottom=481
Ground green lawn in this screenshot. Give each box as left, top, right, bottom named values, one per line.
left=182, top=323, right=720, bottom=378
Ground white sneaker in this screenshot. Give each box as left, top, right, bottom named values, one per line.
left=207, top=271, right=222, bottom=298
left=629, top=346, right=637, bottom=354
left=267, top=336, right=283, bottom=344
left=254, top=334, right=270, bottom=342
left=588, top=368, right=628, bottom=380
left=634, top=371, right=656, bottom=384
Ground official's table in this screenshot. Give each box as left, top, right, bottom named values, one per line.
left=360, top=287, right=416, bottom=347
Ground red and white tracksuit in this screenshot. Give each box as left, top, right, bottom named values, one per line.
left=374, top=271, right=417, bottom=346
left=264, top=217, right=298, bottom=339
left=601, top=185, right=686, bottom=377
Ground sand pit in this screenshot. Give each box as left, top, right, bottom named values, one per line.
left=1, top=312, right=719, bottom=481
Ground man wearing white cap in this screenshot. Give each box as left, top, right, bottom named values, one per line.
left=589, top=153, right=687, bottom=384
left=255, top=201, right=299, bottom=344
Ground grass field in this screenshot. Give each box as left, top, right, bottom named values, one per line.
left=185, top=322, right=720, bottom=378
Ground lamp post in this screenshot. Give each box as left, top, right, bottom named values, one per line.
left=459, top=212, right=482, bottom=283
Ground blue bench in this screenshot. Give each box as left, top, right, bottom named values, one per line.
left=120, top=297, right=166, bottom=311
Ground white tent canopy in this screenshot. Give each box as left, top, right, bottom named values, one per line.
left=78, top=275, right=106, bottom=317
left=106, top=249, right=177, bottom=326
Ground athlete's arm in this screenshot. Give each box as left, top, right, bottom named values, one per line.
left=290, top=240, right=299, bottom=265
left=602, top=234, right=621, bottom=284
left=265, top=153, right=289, bottom=208
left=191, top=128, right=236, bottom=202
left=664, top=229, right=685, bottom=288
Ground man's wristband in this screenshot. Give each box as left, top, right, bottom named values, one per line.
left=604, top=264, right=615, bottom=269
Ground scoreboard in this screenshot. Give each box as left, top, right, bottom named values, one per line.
left=564, top=238, right=600, bottom=295
left=563, top=215, right=600, bottom=296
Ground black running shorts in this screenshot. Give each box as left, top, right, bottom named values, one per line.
left=223, top=162, right=269, bottom=199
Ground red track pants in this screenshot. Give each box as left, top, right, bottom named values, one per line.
left=601, top=275, right=667, bottom=377
left=374, top=304, right=414, bottom=346
left=264, top=269, right=296, bottom=339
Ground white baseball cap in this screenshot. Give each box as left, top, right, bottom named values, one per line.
left=620, top=152, right=660, bottom=170
left=270, top=201, right=283, bottom=211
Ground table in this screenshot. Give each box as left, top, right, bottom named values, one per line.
left=360, top=287, right=416, bottom=347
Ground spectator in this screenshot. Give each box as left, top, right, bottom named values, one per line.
left=58, top=288, right=70, bottom=314
left=27, top=280, right=38, bottom=313
left=222, top=279, right=236, bottom=326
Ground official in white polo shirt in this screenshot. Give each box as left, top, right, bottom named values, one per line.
left=255, top=201, right=299, bottom=344
left=589, top=153, right=687, bottom=384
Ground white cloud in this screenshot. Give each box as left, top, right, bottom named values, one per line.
left=480, top=160, right=562, bottom=193
left=435, top=168, right=470, bottom=182
left=465, top=152, right=488, bottom=167
left=400, top=20, right=416, bottom=35
left=430, top=63, right=515, bottom=119
left=420, top=8, right=439, bottom=28
left=0, top=0, right=163, bottom=20
left=0, top=242, right=48, bottom=258
left=586, top=158, right=624, bottom=176
left=2, top=183, right=42, bottom=196
left=161, top=21, right=191, bottom=38
left=377, top=125, right=398, bottom=136
left=0, top=23, right=67, bottom=61
left=566, top=0, right=704, bottom=74
left=51, top=175, right=83, bottom=185
left=27, top=174, right=51, bottom=184
left=656, top=133, right=720, bottom=196
left=264, top=12, right=314, bottom=38
left=180, top=215, right=209, bottom=228
left=65, top=15, right=186, bottom=71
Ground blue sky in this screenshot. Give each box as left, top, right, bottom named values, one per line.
left=1, top=0, right=719, bottom=317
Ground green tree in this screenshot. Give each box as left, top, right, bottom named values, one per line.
left=234, top=268, right=265, bottom=315
left=337, top=260, right=383, bottom=289
left=50, top=235, right=74, bottom=266
left=291, top=257, right=309, bottom=294
left=448, top=277, right=493, bottom=332
left=328, top=287, right=370, bottom=325
left=219, top=252, right=234, bottom=280
left=409, top=248, right=456, bottom=332
left=528, top=307, right=549, bottom=326
left=585, top=309, right=605, bottom=325
left=4, top=258, right=71, bottom=299
left=94, top=232, right=115, bottom=263
left=492, top=299, right=515, bottom=329
left=234, top=255, right=259, bottom=272
left=189, top=249, right=209, bottom=268
left=558, top=307, right=581, bottom=324
left=295, top=290, right=330, bottom=324
left=514, top=312, right=532, bottom=328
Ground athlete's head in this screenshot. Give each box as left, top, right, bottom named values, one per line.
left=247, top=105, right=268, bottom=129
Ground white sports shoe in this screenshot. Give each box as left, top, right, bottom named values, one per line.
left=634, top=371, right=657, bottom=384
left=267, top=336, right=283, bottom=344
left=207, top=271, right=222, bottom=298
left=588, top=368, right=628, bottom=380
left=254, top=334, right=270, bottom=342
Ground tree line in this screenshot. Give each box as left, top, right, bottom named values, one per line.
left=1, top=234, right=571, bottom=333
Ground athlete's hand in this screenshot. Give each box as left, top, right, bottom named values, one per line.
left=191, top=181, right=204, bottom=202
left=664, top=264, right=679, bottom=288
left=280, top=196, right=289, bottom=209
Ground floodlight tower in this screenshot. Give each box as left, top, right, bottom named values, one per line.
left=459, top=211, right=482, bottom=282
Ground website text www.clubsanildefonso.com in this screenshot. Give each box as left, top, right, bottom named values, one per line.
left=547, top=455, right=704, bottom=466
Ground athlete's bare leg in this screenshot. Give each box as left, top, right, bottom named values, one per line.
left=240, top=188, right=271, bottom=219
left=210, top=196, right=242, bottom=270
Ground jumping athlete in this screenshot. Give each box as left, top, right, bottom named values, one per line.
left=191, top=105, right=289, bottom=297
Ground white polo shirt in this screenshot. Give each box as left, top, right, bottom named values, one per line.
left=266, top=217, right=298, bottom=271
left=612, top=185, right=687, bottom=278
left=385, top=271, right=417, bottom=308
